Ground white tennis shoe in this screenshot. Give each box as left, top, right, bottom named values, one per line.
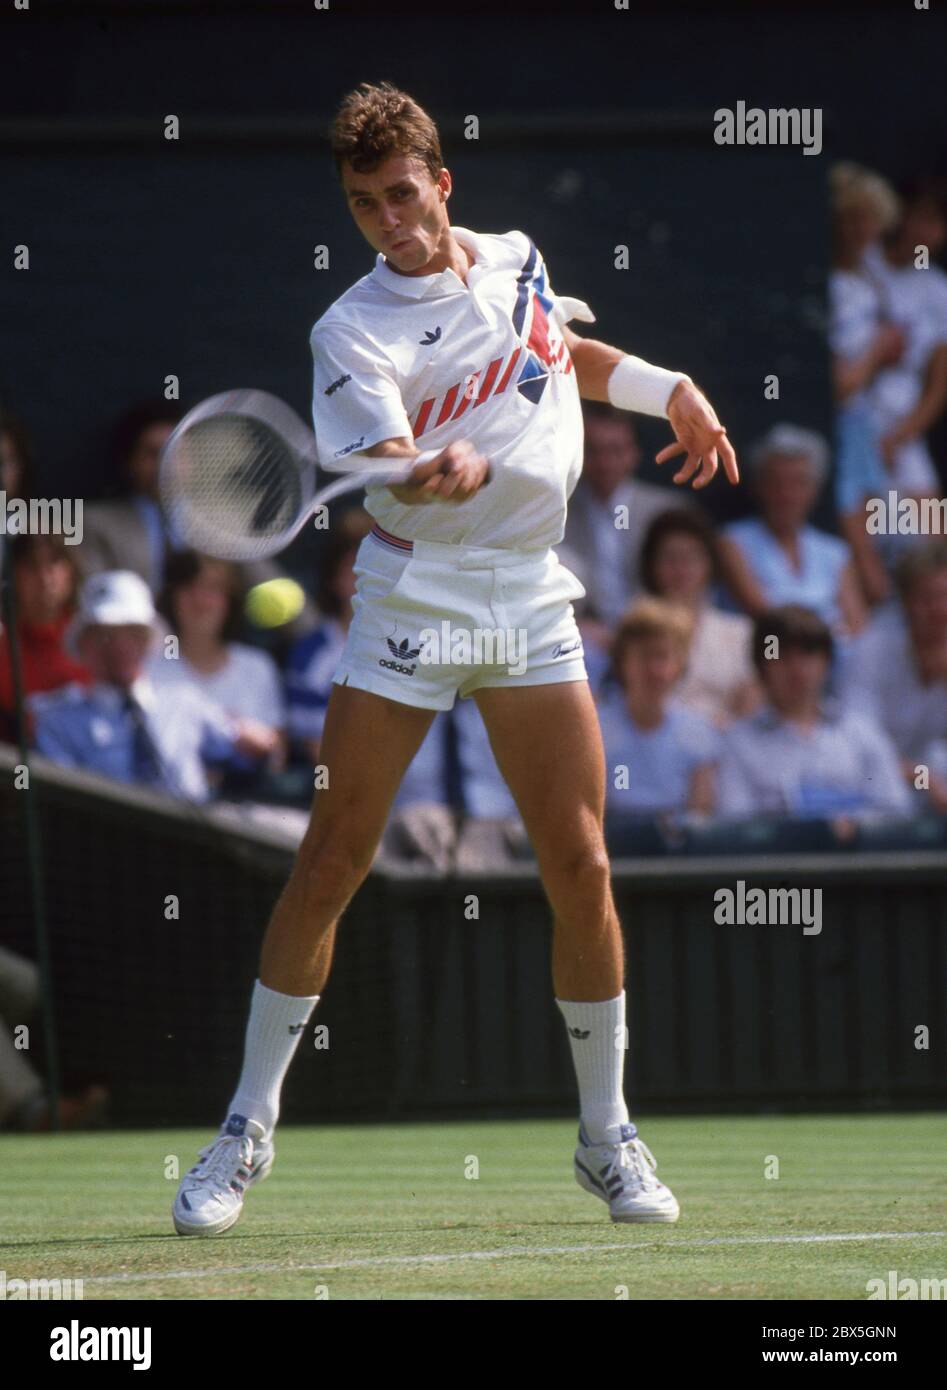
left=574, top=1121, right=680, bottom=1223
left=172, top=1113, right=274, bottom=1236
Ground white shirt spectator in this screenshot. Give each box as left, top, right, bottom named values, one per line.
left=840, top=607, right=947, bottom=760
left=717, top=703, right=911, bottom=819
left=862, top=243, right=947, bottom=493
left=148, top=642, right=285, bottom=729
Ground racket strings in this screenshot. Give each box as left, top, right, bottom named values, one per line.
left=166, top=415, right=304, bottom=559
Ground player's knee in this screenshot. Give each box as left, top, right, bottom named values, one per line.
left=296, top=826, right=377, bottom=897
left=543, top=834, right=611, bottom=895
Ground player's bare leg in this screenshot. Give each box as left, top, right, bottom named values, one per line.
left=172, top=682, right=434, bottom=1235
left=473, top=681, right=620, bottom=999
left=259, top=683, right=436, bottom=995
left=473, top=680, right=679, bottom=1222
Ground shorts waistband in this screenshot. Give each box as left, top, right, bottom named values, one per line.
left=369, top=523, right=547, bottom=569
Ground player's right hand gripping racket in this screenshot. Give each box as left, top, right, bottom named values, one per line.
left=159, top=389, right=484, bottom=561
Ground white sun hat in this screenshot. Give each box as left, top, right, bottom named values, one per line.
left=65, top=570, right=161, bottom=658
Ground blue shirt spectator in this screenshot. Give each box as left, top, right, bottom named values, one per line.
left=718, top=424, right=865, bottom=635
left=719, top=604, right=911, bottom=824
left=33, top=677, right=236, bottom=803
left=454, top=697, right=518, bottom=819
left=32, top=569, right=275, bottom=802
left=285, top=617, right=347, bottom=758
left=716, top=703, right=910, bottom=819
left=723, top=515, right=850, bottom=630
left=598, top=686, right=719, bottom=818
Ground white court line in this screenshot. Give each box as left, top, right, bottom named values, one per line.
left=86, top=1230, right=946, bottom=1285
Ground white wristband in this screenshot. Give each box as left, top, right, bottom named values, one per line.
left=606, top=355, right=691, bottom=419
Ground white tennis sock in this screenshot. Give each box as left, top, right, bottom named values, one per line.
left=556, top=991, right=630, bottom=1143
left=225, top=979, right=320, bottom=1138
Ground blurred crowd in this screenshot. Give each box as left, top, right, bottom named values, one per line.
left=2, top=165, right=947, bottom=871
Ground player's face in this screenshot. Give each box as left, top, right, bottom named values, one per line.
left=763, top=646, right=829, bottom=714
left=620, top=636, right=685, bottom=702
left=80, top=624, right=152, bottom=687
left=582, top=418, right=641, bottom=496
left=341, top=155, right=451, bottom=274
left=652, top=534, right=711, bottom=604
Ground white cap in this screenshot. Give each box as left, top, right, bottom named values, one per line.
left=65, top=570, right=159, bottom=658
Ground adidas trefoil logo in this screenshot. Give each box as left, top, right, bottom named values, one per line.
left=569, top=1027, right=591, bottom=1040
left=419, top=326, right=442, bottom=346
left=379, top=635, right=421, bottom=676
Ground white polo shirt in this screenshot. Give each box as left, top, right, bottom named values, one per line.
left=309, top=225, right=595, bottom=551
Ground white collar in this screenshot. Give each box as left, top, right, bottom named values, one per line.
left=371, top=225, right=485, bottom=300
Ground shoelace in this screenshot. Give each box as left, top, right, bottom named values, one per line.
left=606, top=1137, right=661, bottom=1192
left=189, top=1134, right=253, bottom=1188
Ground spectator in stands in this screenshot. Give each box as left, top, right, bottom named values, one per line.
left=77, top=402, right=317, bottom=637
left=32, top=570, right=277, bottom=802
left=863, top=176, right=947, bottom=497
left=149, top=550, right=287, bottom=792
left=451, top=696, right=531, bottom=869
left=285, top=510, right=371, bottom=764
left=76, top=400, right=184, bottom=595
left=0, top=404, right=39, bottom=581
left=718, top=424, right=866, bottom=634
left=562, top=402, right=685, bottom=641
left=640, top=508, right=759, bottom=726
left=841, top=540, right=947, bottom=810
left=829, top=163, right=906, bottom=605
left=717, top=606, right=911, bottom=825
left=0, top=945, right=108, bottom=1132
left=598, top=598, right=718, bottom=822
left=0, top=534, right=91, bottom=745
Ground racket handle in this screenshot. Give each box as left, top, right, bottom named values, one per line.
left=413, top=449, right=492, bottom=484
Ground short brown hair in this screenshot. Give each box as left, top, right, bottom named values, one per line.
left=640, top=507, right=719, bottom=594
left=751, top=605, right=833, bottom=675
left=610, top=597, right=694, bottom=683
left=330, top=82, right=442, bottom=183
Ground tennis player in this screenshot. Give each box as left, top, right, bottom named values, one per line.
left=173, top=82, right=738, bottom=1236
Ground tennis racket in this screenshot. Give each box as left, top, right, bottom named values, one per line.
left=159, top=389, right=461, bottom=561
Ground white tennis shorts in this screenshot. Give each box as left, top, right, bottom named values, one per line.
left=333, top=523, right=589, bottom=711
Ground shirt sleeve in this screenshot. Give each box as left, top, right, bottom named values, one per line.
left=517, top=233, right=596, bottom=332
left=310, top=321, right=414, bottom=468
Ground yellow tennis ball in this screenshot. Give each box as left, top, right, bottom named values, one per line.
left=245, top=577, right=306, bottom=629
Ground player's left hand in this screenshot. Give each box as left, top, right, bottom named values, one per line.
left=658, top=381, right=739, bottom=490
